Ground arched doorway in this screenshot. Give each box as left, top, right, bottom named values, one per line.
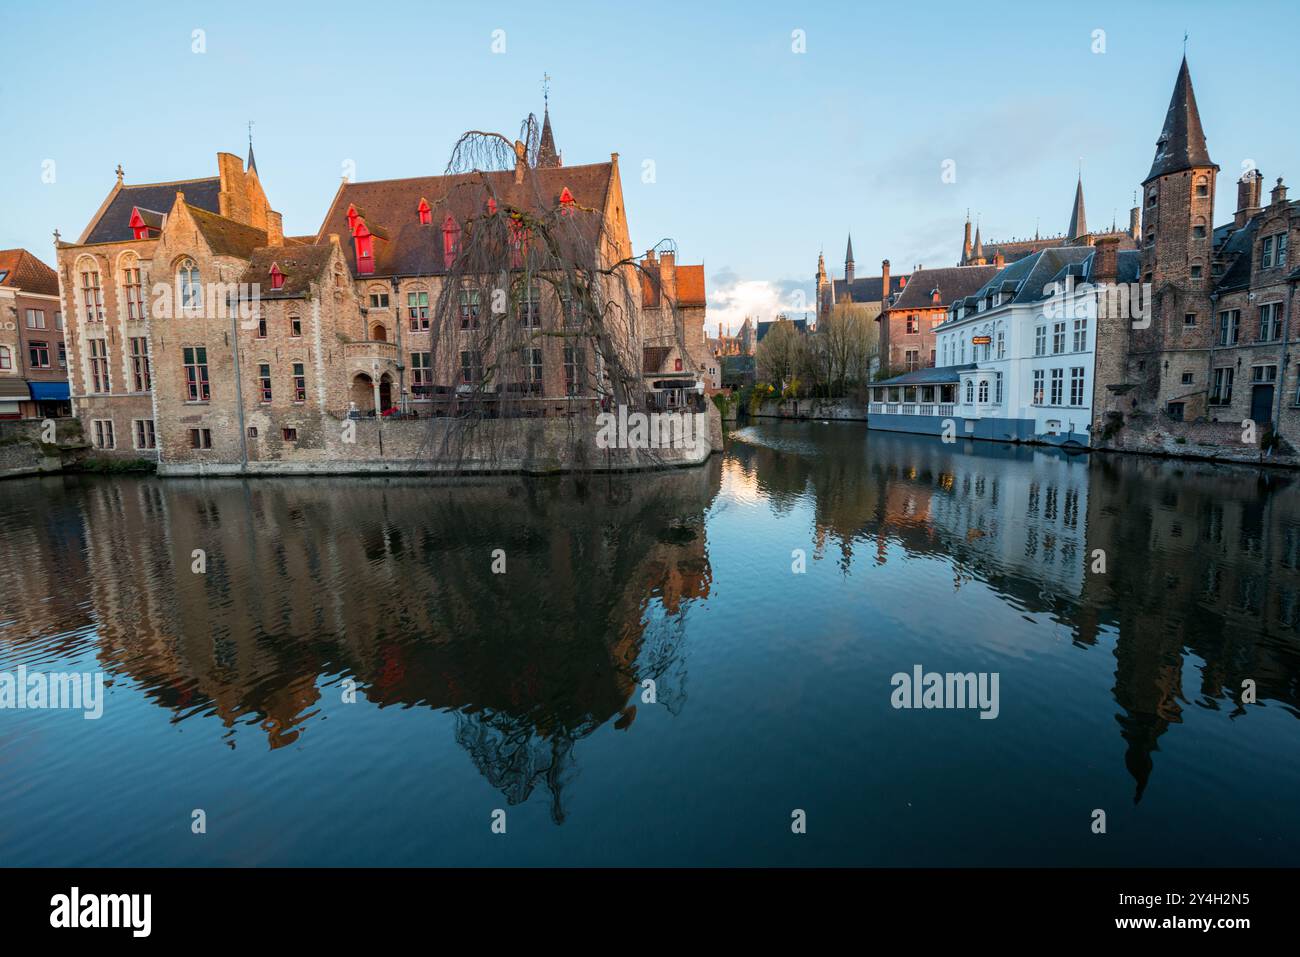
left=379, top=373, right=394, bottom=411
left=371, top=323, right=387, bottom=342
left=351, top=373, right=375, bottom=413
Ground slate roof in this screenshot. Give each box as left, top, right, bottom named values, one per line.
left=83, top=177, right=222, bottom=244
left=316, top=162, right=615, bottom=279
left=239, top=244, right=336, bottom=300
left=188, top=206, right=268, bottom=259
left=831, top=273, right=909, bottom=305
left=1145, top=57, right=1216, bottom=183
left=0, top=248, right=59, bottom=296
left=1211, top=216, right=1261, bottom=293
left=889, top=264, right=999, bottom=311
left=875, top=364, right=974, bottom=386
left=756, top=318, right=808, bottom=342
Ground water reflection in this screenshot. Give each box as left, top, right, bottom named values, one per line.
left=1, top=422, right=1298, bottom=856
left=727, top=423, right=1300, bottom=802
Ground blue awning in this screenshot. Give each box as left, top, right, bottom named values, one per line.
left=28, top=381, right=70, bottom=401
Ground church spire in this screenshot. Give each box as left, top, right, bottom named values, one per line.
left=844, top=234, right=855, bottom=283
left=1144, top=56, right=1216, bottom=184
left=537, top=74, right=560, bottom=168
left=961, top=210, right=972, bottom=265
left=246, top=121, right=257, bottom=174
left=972, top=221, right=984, bottom=264
left=1068, top=173, right=1087, bottom=240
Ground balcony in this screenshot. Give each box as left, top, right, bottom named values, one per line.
left=344, top=340, right=398, bottom=362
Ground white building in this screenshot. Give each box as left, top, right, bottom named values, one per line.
left=927, top=247, right=1139, bottom=447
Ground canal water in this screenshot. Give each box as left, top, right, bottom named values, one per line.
left=0, top=421, right=1296, bottom=865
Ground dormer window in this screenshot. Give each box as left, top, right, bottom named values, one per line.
left=559, top=187, right=575, bottom=214
left=417, top=198, right=432, bottom=226
left=353, top=220, right=375, bottom=275
left=270, top=264, right=285, bottom=290
left=486, top=198, right=497, bottom=216
left=442, top=215, right=460, bottom=269
left=128, top=207, right=162, bottom=240
left=931, top=288, right=941, bottom=305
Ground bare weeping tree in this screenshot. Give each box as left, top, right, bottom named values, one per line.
left=418, top=114, right=696, bottom=471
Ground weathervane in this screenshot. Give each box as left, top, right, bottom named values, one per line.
left=542, top=73, right=551, bottom=109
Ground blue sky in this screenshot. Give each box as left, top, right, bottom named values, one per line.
left=3, top=0, right=1298, bottom=334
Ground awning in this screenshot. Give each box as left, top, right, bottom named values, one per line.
left=0, top=378, right=30, bottom=399
left=28, top=380, right=70, bottom=401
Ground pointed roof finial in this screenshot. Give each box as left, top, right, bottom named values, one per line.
left=1145, top=54, right=1216, bottom=183
left=246, top=120, right=257, bottom=173
left=1068, top=172, right=1088, bottom=240
left=537, top=76, right=560, bottom=168
left=114, top=164, right=124, bottom=184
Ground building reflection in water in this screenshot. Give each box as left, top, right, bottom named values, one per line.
left=3, top=423, right=1298, bottom=821
left=0, top=461, right=721, bottom=824
left=726, top=423, right=1300, bottom=803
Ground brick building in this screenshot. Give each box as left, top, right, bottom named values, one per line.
left=1093, top=57, right=1300, bottom=447
left=54, top=110, right=708, bottom=469
left=876, top=261, right=999, bottom=374
left=816, top=236, right=909, bottom=323
left=0, top=249, right=67, bottom=419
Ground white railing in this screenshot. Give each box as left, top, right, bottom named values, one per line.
left=869, top=403, right=883, bottom=413
left=901, top=403, right=917, bottom=415
left=918, top=404, right=935, bottom=417
left=886, top=403, right=900, bottom=414
left=938, top=404, right=955, bottom=417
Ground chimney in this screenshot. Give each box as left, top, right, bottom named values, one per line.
left=880, top=259, right=890, bottom=308
left=266, top=210, right=284, bottom=247
left=513, top=140, right=527, bottom=184
left=1129, top=204, right=1141, bottom=240
left=1093, top=235, right=1120, bottom=284
left=1236, top=170, right=1263, bottom=226
left=1270, top=176, right=1288, bottom=207
left=993, top=251, right=1005, bottom=269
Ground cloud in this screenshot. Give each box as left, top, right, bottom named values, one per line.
left=706, top=272, right=814, bottom=337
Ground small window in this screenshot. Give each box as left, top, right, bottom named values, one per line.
left=189, top=428, right=212, bottom=449
left=1195, top=179, right=1209, bottom=197
left=417, top=198, right=432, bottom=226
left=133, top=419, right=156, bottom=449
left=270, top=265, right=285, bottom=290
left=282, top=428, right=298, bottom=442
left=256, top=317, right=267, bottom=339
left=247, top=426, right=258, bottom=439
left=1181, top=371, right=1194, bottom=385
left=290, top=316, right=302, bottom=337
left=258, top=364, right=272, bottom=403
left=1190, top=265, right=1202, bottom=279
left=1192, top=225, right=1207, bottom=239
left=369, top=292, right=390, bottom=308
left=1183, top=313, right=1197, bottom=328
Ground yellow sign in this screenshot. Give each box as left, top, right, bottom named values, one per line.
left=971, top=335, right=991, bottom=345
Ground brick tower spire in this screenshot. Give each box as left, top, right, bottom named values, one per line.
left=1145, top=56, right=1214, bottom=183
left=1068, top=174, right=1087, bottom=241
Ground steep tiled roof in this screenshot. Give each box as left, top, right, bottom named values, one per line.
left=239, top=244, right=336, bottom=300
left=188, top=206, right=268, bottom=259
left=675, top=265, right=706, bottom=306
left=643, top=346, right=673, bottom=374
left=1212, top=216, right=1261, bottom=293
left=316, top=162, right=615, bottom=279
left=832, top=273, right=909, bottom=304
left=83, top=178, right=221, bottom=244
left=1145, top=57, right=1216, bottom=183
left=0, top=248, right=59, bottom=296
left=889, top=264, right=999, bottom=310
left=756, top=318, right=808, bottom=342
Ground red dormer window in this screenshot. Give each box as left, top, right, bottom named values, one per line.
left=509, top=217, right=529, bottom=268
left=270, top=264, right=285, bottom=290
left=442, top=215, right=461, bottom=269
left=559, top=187, right=575, bottom=215
left=128, top=207, right=157, bottom=240
left=417, top=198, right=431, bottom=226
left=353, top=220, right=375, bottom=275
left=346, top=204, right=360, bottom=233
